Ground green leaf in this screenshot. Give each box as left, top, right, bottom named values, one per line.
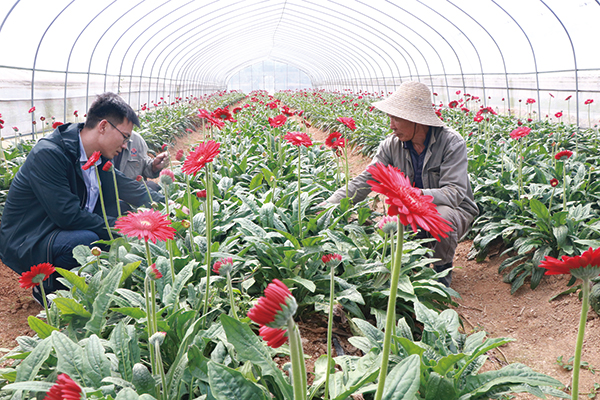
left=530, top=198, right=550, bottom=223
left=381, top=353, right=421, bottom=400
left=461, top=363, right=565, bottom=398
left=15, top=336, right=52, bottom=383
left=352, top=318, right=383, bottom=349
left=284, top=276, right=316, bottom=293
left=249, top=173, right=264, bottom=191
left=425, top=372, right=458, bottom=400
left=84, top=265, right=123, bottom=335
left=112, top=307, right=146, bottom=319
left=166, top=353, right=189, bottom=400
left=114, top=387, right=143, bottom=399
left=27, top=316, right=58, bottom=339
left=110, top=322, right=140, bottom=382
left=163, top=261, right=196, bottom=309
left=53, top=298, right=92, bottom=318
left=51, top=330, right=87, bottom=385
left=220, top=314, right=293, bottom=400
left=55, top=267, right=88, bottom=294
left=2, top=381, right=54, bottom=393
left=72, top=244, right=93, bottom=267
left=120, top=261, right=142, bottom=285
left=208, top=361, right=268, bottom=400
left=82, top=334, right=111, bottom=387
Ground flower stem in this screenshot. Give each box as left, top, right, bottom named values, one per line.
left=571, top=278, right=590, bottom=400
left=185, top=174, right=197, bottom=255
left=162, top=184, right=176, bottom=285
left=287, top=318, right=307, bottom=400
left=563, top=161, right=567, bottom=211
left=374, top=223, right=404, bottom=400
left=324, top=262, right=335, bottom=400
left=110, top=168, right=122, bottom=217
left=226, top=271, right=239, bottom=320
left=39, top=284, right=53, bottom=328
left=141, top=179, right=153, bottom=205
left=297, top=147, right=303, bottom=240
left=344, top=144, right=350, bottom=198
left=94, top=167, right=114, bottom=240
left=202, top=167, right=213, bottom=322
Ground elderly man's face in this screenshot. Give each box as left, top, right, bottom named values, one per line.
left=389, top=115, right=416, bottom=142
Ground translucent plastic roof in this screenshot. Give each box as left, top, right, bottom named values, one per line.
left=0, top=0, right=599, bottom=131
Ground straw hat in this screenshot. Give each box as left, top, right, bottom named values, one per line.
left=372, top=81, right=445, bottom=127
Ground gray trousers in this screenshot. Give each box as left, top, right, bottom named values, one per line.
left=418, top=205, right=474, bottom=266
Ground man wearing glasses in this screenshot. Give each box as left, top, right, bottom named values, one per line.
left=0, top=92, right=157, bottom=303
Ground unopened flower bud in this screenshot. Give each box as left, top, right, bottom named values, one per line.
left=212, top=257, right=233, bottom=276
left=181, top=220, right=190, bottom=229
left=149, top=331, right=166, bottom=346
left=159, top=169, right=174, bottom=185
left=146, top=263, right=162, bottom=280
left=196, top=189, right=207, bottom=199
left=91, top=246, right=102, bottom=257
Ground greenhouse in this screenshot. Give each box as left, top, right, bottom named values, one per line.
left=0, top=0, right=599, bottom=399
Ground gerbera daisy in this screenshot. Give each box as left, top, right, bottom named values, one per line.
left=82, top=151, right=101, bottom=170
left=212, top=107, right=234, bottom=121
left=555, top=150, right=573, bottom=160
left=44, top=374, right=82, bottom=400
left=284, top=132, right=312, bottom=148
left=550, top=178, right=559, bottom=187
left=321, top=253, right=342, bottom=267
left=102, top=161, right=113, bottom=171
left=539, top=247, right=600, bottom=280
left=52, top=121, right=63, bottom=129
left=115, top=209, right=176, bottom=243
left=366, top=163, right=452, bottom=241
left=19, top=263, right=55, bottom=289
left=259, top=325, right=288, bottom=348
left=159, top=169, right=174, bottom=185
left=337, top=117, right=356, bottom=131
left=247, top=279, right=297, bottom=329
left=212, top=257, right=233, bottom=276
left=268, top=114, right=287, bottom=128
left=182, top=140, right=221, bottom=176
left=509, top=126, right=531, bottom=140
left=377, top=215, right=398, bottom=235
left=147, top=263, right=163, bottom=280
left=325, top=132, right=345, bottom=149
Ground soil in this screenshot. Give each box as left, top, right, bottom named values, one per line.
left=1, top=118, right=599, bottom=399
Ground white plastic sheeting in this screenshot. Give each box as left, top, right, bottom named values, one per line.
left=0, top=0, right=598, bottom=136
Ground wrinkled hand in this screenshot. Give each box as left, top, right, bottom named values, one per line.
left=152, top=152, right=169, bottom=172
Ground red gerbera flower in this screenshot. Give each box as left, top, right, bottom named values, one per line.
left=366, top=163, right=452, bottom=241
left=73, top=110, right=78, bottom=117
left=82, top=151, right=101, bottom=170
left=19, top=263, right=55, bottom=289
left=196, top=189, right=207, bottom=199
left=182, top=140, right=221, bottom=176
left=448, top=100, right=458, bottom=109
left=212, top=257, right=233, bottom=276
left=52, top=121, right=63, bottom=129
left=28, top=106, right=35, bottom=113
left=259, top=325, right=288, bottom=348
left=555, top=150, right=573, bottom=160
left=207, top=115, right=225, bottom=130
left=44, top=373, right=83, bottom=400
left=198, top=109, right=211, bottom=119
left=585, top=99, right=594, bottom=105
left=509, top=126, right=531, bottom=140
left=565, top=95, right=572, bottom=101
left=337, top=117, right=356, bottom=131
left=268, top=114, right=287, bottom=128
left=555, top=112, right=563, bottom=118
left=550, top=178, right=559, bottom=187
left=284, top=132, right=312, bottom=148
left=247, top=279, right=297, bottom=329
left=539, top=247, right=600, bottom=279
left=115, top=209, right=176, bottom=244
left=526, top=98, right=536, bottom=104
left=322, top=253, right=342, bottom=266
left=232, top=107, right=242, bottom=114
left=473, top=115, right=484, bottom=123
left=325, top=132, right=345, bottom=149
left=212, top=107, right=234, bottom=121
left=102, top=161, right=113, bottom=171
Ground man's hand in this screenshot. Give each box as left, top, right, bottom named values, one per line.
left=152, top=152, right=169, bottom=172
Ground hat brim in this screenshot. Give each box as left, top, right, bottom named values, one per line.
left=373, top=98, right=445, bottom=127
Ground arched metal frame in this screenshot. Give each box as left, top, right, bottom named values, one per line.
left=0, top=0, right=598, bottom=138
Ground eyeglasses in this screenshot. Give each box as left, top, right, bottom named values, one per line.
left=106, top=120, right=131, bottom=144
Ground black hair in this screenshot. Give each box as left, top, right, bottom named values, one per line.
left=84, top=92, right=140, bottom=129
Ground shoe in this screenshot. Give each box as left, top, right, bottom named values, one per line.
left=32, top=285, right=45, bottom=306
left=434, top=263, right=453, bottom=287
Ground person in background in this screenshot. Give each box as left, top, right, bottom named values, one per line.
left=113, top=131, right=168, bottom=192
left=0, top=92, right=158, bottom=303
left=324, top=81, right=479, bottom=287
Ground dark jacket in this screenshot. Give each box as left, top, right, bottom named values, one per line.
left=0, top=122, right=152, bottom=274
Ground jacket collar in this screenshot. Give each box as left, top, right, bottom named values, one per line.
left=44, top=122, right=85, bottom=162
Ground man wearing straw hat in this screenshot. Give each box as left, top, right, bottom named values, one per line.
left=325, top=81, right=479, bottom=287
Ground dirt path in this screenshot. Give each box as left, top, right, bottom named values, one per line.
left=1, top=121, right=599, bottom=398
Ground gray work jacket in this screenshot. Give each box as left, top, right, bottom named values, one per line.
left=116, top=132, right=159, bottom=180
left=326, top=125, right=479, bottom=219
